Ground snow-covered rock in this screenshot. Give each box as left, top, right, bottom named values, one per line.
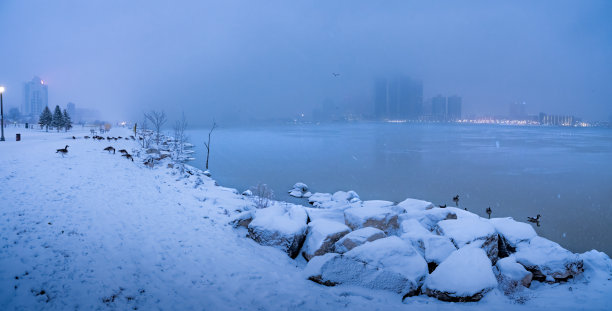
left=301, top=220, right=351, bottom=261
left=580, top=250, right=612, bottom=281
left=334, top=227, right=386, bottom=253
left=308, top=192, right=333, bottom=207
left=513, top=236, right=583, bottom=282
left=437, top=218, right=499, bottom=263
left=305, top=236, right=428, bottom=297
left=344, top=205, right=399, bottom=233
left=423, top=247, right=497, bottom=302
left=229, top=210, right=254, bottom=228
left=489, top=217, right=537, bottom=257
left=332, top=190, right=360, bottom=203
left=396, top=198, right=434, bottom=213
left=242, top=189, right=253, bottom=196
left=406, top=207, right=458, bottom=231
left=288, top=182, right=312, bottom=198
left=494, top=257, right=533, bottom=294
left=247, top=205, right=308, bottom=258
left=400, top=219, right=456, bottom=267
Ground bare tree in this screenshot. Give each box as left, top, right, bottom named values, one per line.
left=203, top=121, right=217, bottom=170
left=139, top=115, right=152, bottom=148
left=144, top=110, right=167, bottom=146
left=173, top=112, right=188, bottom=161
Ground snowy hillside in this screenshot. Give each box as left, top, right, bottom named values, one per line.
left=1, top=127, right=611, bottom=310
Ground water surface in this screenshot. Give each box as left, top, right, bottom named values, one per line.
left=187, top=123, right=612, bottom=255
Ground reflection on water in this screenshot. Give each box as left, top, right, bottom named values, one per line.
left=188, top=123, right=612, bottom=255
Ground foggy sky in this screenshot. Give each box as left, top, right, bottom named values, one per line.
left=1, top=0, right=611, bottom=124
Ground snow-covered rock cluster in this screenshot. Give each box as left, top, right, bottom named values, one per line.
left=232, top=185, right=607, bottom=303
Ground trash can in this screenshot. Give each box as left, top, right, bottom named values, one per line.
left=16, top=133, right=21, bottom=141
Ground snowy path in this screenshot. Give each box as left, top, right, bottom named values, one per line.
left=1, top=128, right=610, bottom=310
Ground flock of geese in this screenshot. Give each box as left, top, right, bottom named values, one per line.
left=56, top=134, right=136, bottom=162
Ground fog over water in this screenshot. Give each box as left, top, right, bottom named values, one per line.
left=188, top=123, right=612, bottom=255
left=1, top=1, right=612, bottom=123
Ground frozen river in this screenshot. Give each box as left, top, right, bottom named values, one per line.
left=188, top=122, right=612, bottom=255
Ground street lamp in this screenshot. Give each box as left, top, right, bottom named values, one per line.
left=0, top=86, right=5, bottom=141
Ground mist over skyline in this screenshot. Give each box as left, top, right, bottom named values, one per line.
left=1, top=0, right=611, bottom=125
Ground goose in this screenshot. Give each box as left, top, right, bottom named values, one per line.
left=122, top=153, right=134, bottom=161
left=56, top=145, right=69, bottom=157
left=84, top=136, right=90, bottom=139
left=103, top=146, right=115, bottom=154
left=118, top=149, right=128, bottom=154
left=527, top=214, right=541, bottom=223
left=72, top=136, right=76, bottom=139
left=438, top=204, right=447, bottom=208
left=452, top=195, right=460, bottom=206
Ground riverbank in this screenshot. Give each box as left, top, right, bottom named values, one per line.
left=0, top=127, right=610, bottom=310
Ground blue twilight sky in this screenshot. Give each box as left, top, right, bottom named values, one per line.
left=0, top=0, right=611, bottom=124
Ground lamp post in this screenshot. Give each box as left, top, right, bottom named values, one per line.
left=0, top=86, right=5, bottom=141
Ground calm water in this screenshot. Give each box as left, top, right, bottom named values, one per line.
left=187, top=123, right=612, bottom=255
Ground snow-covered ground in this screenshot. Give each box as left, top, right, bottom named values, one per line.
left=0, top=126, right=610, bottom=310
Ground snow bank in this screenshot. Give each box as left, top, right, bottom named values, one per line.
left=423, top=247, right=497, bottom=302
left=400, top=219, right=456, bottom=265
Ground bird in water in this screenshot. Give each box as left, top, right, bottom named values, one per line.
left=438, top=204, right=447, bottom=208
left=486, top=207, right=492, bottom=219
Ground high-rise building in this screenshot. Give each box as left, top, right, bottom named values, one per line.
left=67, top=102, right=76, bottom=117
left=374, top=76, right=422, bottom=120
left=447, top=96, right=462, bottom=121
left=431, top=95, right=447, bottom=121
left=23, top=76, right=48, bottom=117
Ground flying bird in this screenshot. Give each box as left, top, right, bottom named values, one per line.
left=332, top=73, right=340, bottom=77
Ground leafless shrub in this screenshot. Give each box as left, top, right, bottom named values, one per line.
left=251, top=183, right=274, bottom=209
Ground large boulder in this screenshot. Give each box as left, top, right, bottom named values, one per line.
left=305, top=236, right=428, bottom=297
left=437, top=218, right=499, bottom=263
left=488, top=217, right=537, bottom=257
left=344, top=205, right=399, bottom=233
left=288, top=182, right=312, bottom=198
left=405, top=207, right=458, bottom=231
left=334, top=227, right=386, bottom=253
left=423, top=247, right=497, bottom=302
left=513, top=236, right=583, bottom=282
left=400, top=219, right=456, bottom=268
left=247, top=204, right=308, bottom=258
left=302, top=220, right=351, bottom=261
left=494, top=257, right=533, bottom=294
left=396, top=198, right=434, bottom=213
left=579, top=250, right=612, bottom=281
left=308, top=192, right=333, bottom=207
left=332, top=190, right=360, bottom=203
